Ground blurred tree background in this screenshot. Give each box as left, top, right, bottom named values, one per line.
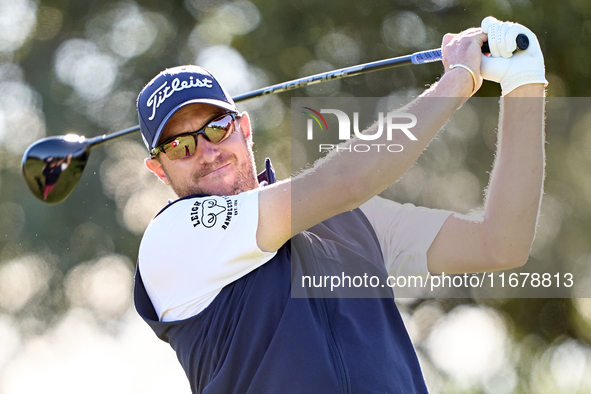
left=0, top=0, right=591, bottom=393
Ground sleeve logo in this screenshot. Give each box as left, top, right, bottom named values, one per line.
left=190, top=197, right=239, bottom=230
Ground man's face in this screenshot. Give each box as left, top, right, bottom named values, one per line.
left=145, top=103, right=259, bottom=197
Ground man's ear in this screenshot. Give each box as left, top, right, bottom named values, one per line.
left=145, top=158, right=170, bottom=186
left=238, top=111, right=252, bottom=142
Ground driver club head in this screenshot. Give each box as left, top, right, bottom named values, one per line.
left=21, top=134, right=92, bottom=204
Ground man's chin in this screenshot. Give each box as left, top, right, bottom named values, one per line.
left=169, top=156, right=258, bottom=198
left=198, top=176, right=239, bottom=196
left=174, top=178, right=254, bottom=198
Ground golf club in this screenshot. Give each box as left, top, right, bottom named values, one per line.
left=21, top=34, right=529, bottom=204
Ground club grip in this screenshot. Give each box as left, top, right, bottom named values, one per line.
left=482, top=33, right=529, bottom=54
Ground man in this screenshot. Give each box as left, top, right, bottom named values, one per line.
left=42, top=154, right=72, bottom=200
left=133, top=17, right=546, bottom=393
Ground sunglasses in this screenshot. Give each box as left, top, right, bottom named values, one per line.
left=150, top=112, right=238, bottom=160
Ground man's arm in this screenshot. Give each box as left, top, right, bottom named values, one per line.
left=427, top=84, right=545, bottom=274
left=257, top=29, right=487, bottom=253
left=426, top=18, right=548, bottom=274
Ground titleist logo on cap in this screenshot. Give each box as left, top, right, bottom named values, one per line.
left=147, top=76, right=213, bottom=121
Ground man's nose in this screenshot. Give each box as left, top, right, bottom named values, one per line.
left=194, top=134, right=221, bottom=163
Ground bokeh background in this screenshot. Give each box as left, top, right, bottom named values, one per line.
left=1, top=0, right=591, bottom=393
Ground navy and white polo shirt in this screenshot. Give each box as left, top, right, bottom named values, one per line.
left=135, top=161, right=451, bottom=393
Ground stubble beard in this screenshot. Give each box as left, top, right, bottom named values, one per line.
left=164, top=141, right=259, bottom=198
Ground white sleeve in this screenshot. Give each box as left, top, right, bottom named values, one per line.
left=359, top=196, right=452, bottom=278
left=138, top=189, right=276, bottom=322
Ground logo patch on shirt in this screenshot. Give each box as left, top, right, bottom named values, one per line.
left=190, top=197, right=239, bottom=230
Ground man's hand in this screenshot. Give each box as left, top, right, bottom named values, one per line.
left=441, top=28, right=489, bottom=95
left=480, top=16, right=548, bottom=96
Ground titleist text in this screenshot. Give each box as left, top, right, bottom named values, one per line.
left=147, top=77, right=213, bottom=121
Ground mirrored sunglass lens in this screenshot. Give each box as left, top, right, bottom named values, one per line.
left=205, top=115, right=234, bottom=143
left=165, top=136, right=196, bottom=160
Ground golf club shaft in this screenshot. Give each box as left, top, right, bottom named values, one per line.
left=84, top=48, right=444, bottom=147
left=87, top=124, right=142, bottom=147
left=82, top=34, right=530, bottom=146
left=233, top=34, right=528, bottom=101
left=231, top=48, right=443, bottom=102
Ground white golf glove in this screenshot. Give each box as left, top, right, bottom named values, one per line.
left=480, top=16, right=548, bottom=96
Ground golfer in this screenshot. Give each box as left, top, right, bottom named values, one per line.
left=134, top=17, right=546, bottom=393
